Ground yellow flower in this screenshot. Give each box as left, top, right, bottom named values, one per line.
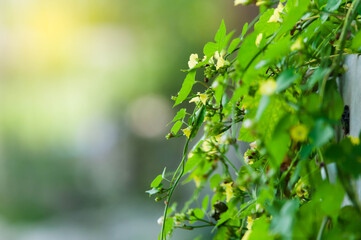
left=349, top=136, right=360, bottom=145
left=290, top=124, right=308, bottom=142
left=214, top=50, right=228, bottom=70
left=255, top=33, right=263, bottom=47
left=202, top=55, right=214, bottom=64
left=260, top=79, right=277, bottom=95
left=268, top=3, right=284, bottom=23
left=246, top=216, right=254, bottom=229
left=199, top=94, right=208, bottom=105
left=235, top=0, right=252, bottom=5
left=249, top=141, right=258, bottom=149
left=193, top=175, right=201, bottom=187
left=241, top=216, right=254, bottom=240
left=295, top=178, right=309, bottom=199
left=202, top=140, right=212, bottom=152
left=182, top=127, right=192, bottom=138
left=188, top=53, right=198, bottom=69
left=216, top=57, right=225, bottom=70
left=189, top=92, right=208, bottom=105
left=221, top=182, right=234, bottom=202
left=214, top=50, right=222, bottom=60
left=275, top=2, right=284, bottom=12
left=291, top=37, right=303, bottom=51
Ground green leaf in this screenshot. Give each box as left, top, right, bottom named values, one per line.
left=276, top=69, right=299, bottom=93
left=325, top=138, right=361, bottom=177
left=215, top=210, right=230, bottom=227
left=322, top=80, right=344, bottom=120
left=220, top=31, right=234, bottom=52
left=203, top=42, right=218, bottom=57
left=163, top=217, right=174, bottom=238
left=316, top=0, right=328, bottom=9
left=302, top=93, right=321, bottom=113
left=193, top=208, right=204, bottom=219
left=214, top=19, right=226, bottom=43
left=146, top=187, right=160, bottom=196
left=210, top=174, right=222, bottom=190
left=184, top=152, right=202, bottom=173
left=314, top=181, right=345, bottom=216
left=190, top=105, right=206, bottom=139
left=351, top=31, right=361, bottom=52
left=237, top=32, right=259, bottom=69
left=279, top=0, right=310, bottom=36
left=172, top=108, right=186, bottom=122
left=309, top=119, right=334, bottom=147
left=257, top=97, right=286, bottom=142
left=174, top=70, right=196, bottom=106
left=249, top=216, right=271, bottom=240
left=171, top=120, right=182, bottom=134
left=202, top=195, right=209, bottom=211
left=241, top=22, right=248, bottom=38
left=228, top=85, right=247, bottom=105
left=255, top=95, right=270, bottom=121
left=238, top=125, right=257, bottom=142
left=254, top=8, right=280, bottom=36
left=304, top=68, right=329, bottom=90
left=228, top=38, right=241, bottom=54
left=267, top=132, right=291, bottom=168
left=261, top=35, right=291, bottom=66
left=151, top=175, right=163, bottom=188
left=269, top=200, right=299, bottom=239
left=214, top=76, right=224, bottom=105
left=325, top=0, right=342, bottom=12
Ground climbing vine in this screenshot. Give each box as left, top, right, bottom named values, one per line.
left=148, top=0, right=361, bottom=239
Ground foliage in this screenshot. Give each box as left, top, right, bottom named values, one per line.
left=148, top=0, right=361, bottom=239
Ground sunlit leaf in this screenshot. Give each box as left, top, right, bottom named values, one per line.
left=228, top=38, right=241, bottom=54
left=214, top=19, right=226, bottom=43
left=241, top=22, right=248, bottom=38
left=174, top=70, right=196, bottom=106
left=203, top=42, right=218, bottom=57
left=276, top=69, right=299, bottom=93
left=171, top=120, right=183, bottom=134
left=151, top=175, right=163, bottom=188
left=172, top=108, right=187, bottom=122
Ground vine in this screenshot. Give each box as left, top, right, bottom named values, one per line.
left=148, top=0, right=361, bottom=239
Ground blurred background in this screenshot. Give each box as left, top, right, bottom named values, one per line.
left=0, top=0, right=256, bottom=239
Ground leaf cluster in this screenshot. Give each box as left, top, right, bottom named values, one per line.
left=148, top=0, right=361, bottom=239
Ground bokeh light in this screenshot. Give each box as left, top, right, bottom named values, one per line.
left=0, top=0, right=256, bottom=239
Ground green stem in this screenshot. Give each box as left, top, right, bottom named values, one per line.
left=220, top=152, right=239, bottom=175
left=279, top=151, right=300, bottom=183
left=175, top=224, right=214, bottom=230
left=302, top=53, right=353, bottom=66
left=244, top=31, right=278, bottom=72
left=237, top=199, right=256, bottom=217
left=161, top=106, right=206, bottom=239
left=161, top=138, right=190, bottom=239
left=316, top=216, right=330, bottom=240
left=317, top=148, right=330, bottom=182
left=195, top=81, right=209, bottom=89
